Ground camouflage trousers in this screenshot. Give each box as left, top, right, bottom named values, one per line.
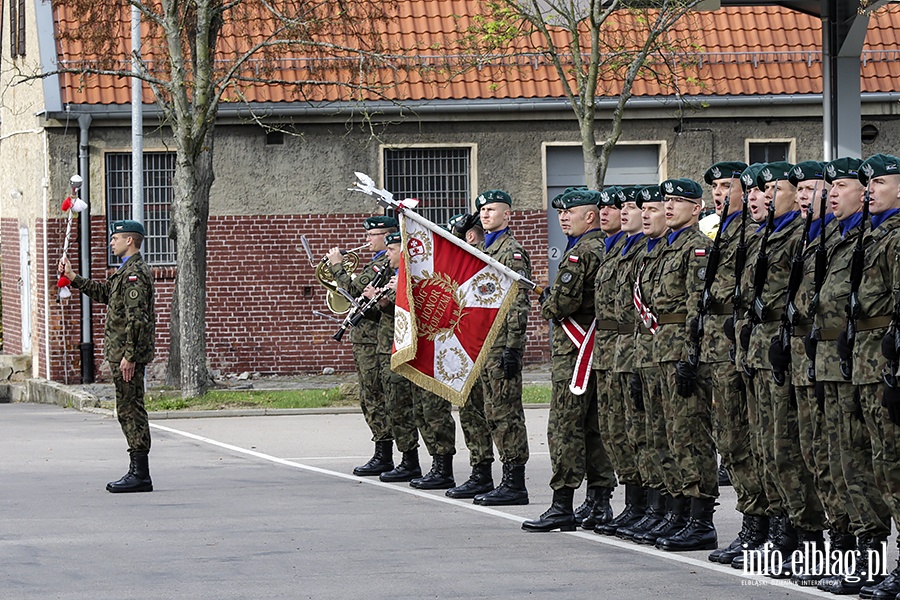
left=459, top=347, right=529, bottom=466
left=638, top=365, right=672, bottom=493
left=548, top=362, right=615, bottom=491
left=597, top=368, right=641, bottom=486
left=744, top=370, right=784, bottom=516
left=379, top=353, right=419, bottom=453
left=752, top=373, right=825, bottom=530
left=111, top=362, right=151, bottom=455
left=829, top=382, right=891, bottom=538
left=618, top=371, right=649, bottom=488
left=353, top=343, right=392, bottom=443
left=709, top=361, right=766, bottom=515
left=859, top=383, right=900, bottom=527
left=659, top=361, right=718, bottom=500
left=796, top=384, right=852, bottom=534
left=413, top=387, right=456, bottom=456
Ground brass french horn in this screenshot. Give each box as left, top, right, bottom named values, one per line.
left=301, top=236, right=370, bottom=315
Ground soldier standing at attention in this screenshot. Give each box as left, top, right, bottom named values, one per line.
left=640, top=178, right=718, bottom=552
left=523, top=189, right=613, bottom=532
left=59, top=220, right=155, bottom=493
left=582, top=186, right=626, bottom=530
left=444, top=212, right=501, bottom=500
left=700, top=162, right=771, bottom=563
left=595, top=186, right=649, bottom=537
left=327, top=216, right=397, bottom=477
left=465, top=190, right=532, bottom=506
left=834, top=154, right=900, bottom=597
left=371, top=232, right=423, bottom=483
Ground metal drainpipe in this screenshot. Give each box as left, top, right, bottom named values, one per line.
left=78, top=114, right=95, bottom=383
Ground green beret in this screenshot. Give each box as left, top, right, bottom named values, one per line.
left=363, top=215, right=398, bottom=230
left=740, top=163, right=766, bottom=192
left=635, top=185, right=663, bottom=208
left=859, top=154, right=900, bottom=185
left=704, top=161, right=748, bottom=185
left=110, top=220, right=145, bottom=236
left=824, top=157, right=862, bottom=183
left=598, top=186, right=624, bottom=208
left=384, top=232, right=401, bottom=245
left=448, top=213, right=478, bottom=237
left=788, top=161, right=825, bottom=186
left=554, top=189, right=600, bottom=210
left=756, top=161, right=794, bottom=189
left=620, top=186, right=642, bottom=204
left=661, top=178, right=703, bottom=200
left=475, top=189, right=512, bottom=209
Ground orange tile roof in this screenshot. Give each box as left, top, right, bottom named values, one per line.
left=53, top=2, right=900, bottom=107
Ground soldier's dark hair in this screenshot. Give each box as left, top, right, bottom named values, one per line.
left=129, top=233, right=144, bottom=249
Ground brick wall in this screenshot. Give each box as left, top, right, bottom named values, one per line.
left=12, top=211, right=551, bottom=382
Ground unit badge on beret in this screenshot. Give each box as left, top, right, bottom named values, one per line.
left=741, top=173, right=752, bottom=187
left=793, top=166, right=803, bottom=179
left=826, top=164, right=837, bottom=179
left=641, top=188, right=651, bottom=201
left=710, top=166, right=722, bottom=180
left=862, top=163, right=875, bottom=178
left=664, top=182, right=675, bottom=194
left=761, top=168, right=774, bottom=182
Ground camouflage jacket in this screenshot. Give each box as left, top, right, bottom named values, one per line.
left=852, top=212, right=900, bottom=385
left=745, top=212, right=804, bottom=369
left=809, top=218, right=860, bottom=383
left=646, top=226, right=708, bottom=364
left=376, top=288, right=398, bottom=356
left=732, top=219, right=763, bottom=369
left=612, top=234, right=646, bottom=373
left=700, top=213, right=741, bottom=364
left=330, top=252, right=391, bottom=345
left=632, top=238, right=667, bottom=369
left=592, top=232, right=628, bottom=369
left=73, top=253, right=155, bottom=364
left=541, top=229, right=604, bottom=358
left=790, top=217, right=840, bottom=386
left=476, top=230, right=532, bottom=351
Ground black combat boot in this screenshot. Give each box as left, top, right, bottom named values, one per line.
left=107, top=452, right=153, bottom=493
left=710, top=514, right=768, bottom=564
left=379, top=449, right=421, bottom=482
left=581, top=487, right=613, bottom=530
left=788, top=529, right=826, bottom=585
left=825, top=536, right=887, bottom=595
left=656, top=497, right=717, bottom=552
left=475, top=464, right=529, bottom=506
left=596, top=484, right=646, bottom=536
left=815, top=530, right=856, bottom=591
left=718, top=464, right=732, bottom=487
left=860, top=556, right=900, bottom=599
left=522, top=487, right=576, bottom=532
left=353, top=440, right=394, bottom=476
left=574, top=487, right=599, bottom=526
left=733, top=514, right=789, bottom=570
left=409, top=454, right=455, bottom=490
left=635, top=495, right=688, bottom=545
left=617, top=489, right=665, bottom=541
left=446, top=462, right=493, bottom=498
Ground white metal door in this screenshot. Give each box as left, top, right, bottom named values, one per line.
left=18, top=226, right=32, bottom=353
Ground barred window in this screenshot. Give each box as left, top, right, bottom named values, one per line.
left=105, top=152, right=176, bottom=266
left=383, top=147, right=473, bottom=227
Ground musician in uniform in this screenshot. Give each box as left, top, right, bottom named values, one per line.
left=328, top=216, right=398, bottom=476
left=523, top=188, right=613, bottom=532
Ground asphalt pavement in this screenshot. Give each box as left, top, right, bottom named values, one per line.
left=1, top=402, right=842, bottom=599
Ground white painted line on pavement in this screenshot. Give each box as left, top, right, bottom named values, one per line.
left=151, top=421, right=834, bottom=598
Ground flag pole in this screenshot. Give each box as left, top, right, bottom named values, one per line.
left=349, top=172, right=537, bottom=291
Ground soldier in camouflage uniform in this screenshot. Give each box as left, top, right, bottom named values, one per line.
left=328, top=216, right=396, bottom=476
left=744, top=163, right=824, bottom=576
left=617, top=185, right=675, bottom=544
left=639, top=178, right=718, bottom=552
left=832, top=154, right=900, bottom=596
left=444, top=212, right=499, bottom=499
left=582, top=186, right=627, bottom=530
left=701, top=162, right=772, bottom=564
left=523, top=189, right=613, bottom=532
left=462, top=190, right=533, bottom=506
left=595, top=187, right=650, bottom=537
left=61, top=220, right=155, bottom=493
left=373, top=232, right=423, bottom=483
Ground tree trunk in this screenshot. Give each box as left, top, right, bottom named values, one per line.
left=172, top=129, right=215, bottom=398
left=580, top=116, right=603, bottom=190
left=165, top=270, right=182, bottom=387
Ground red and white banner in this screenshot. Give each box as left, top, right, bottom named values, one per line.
left=559, top=318, right=596, bottom=395
left=392, top=213, right=519, bottom=406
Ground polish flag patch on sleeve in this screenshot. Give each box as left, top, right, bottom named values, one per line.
left=694, top=249, right=707, bottom=258
left=128, top=276, right=138, bottom=281
left=568, top=255, right=580, bottom=263
left=513, top=252, right=523, bottom=260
